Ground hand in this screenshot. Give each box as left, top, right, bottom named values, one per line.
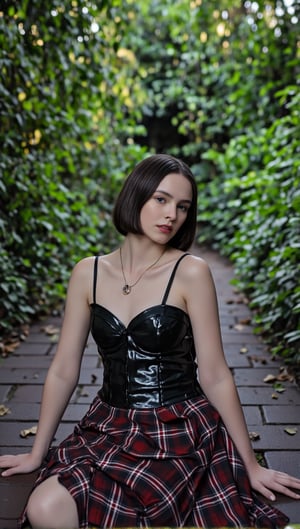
left=248, top=463, right=300, bottom=502
left=0, top=453, right=41, bottom=477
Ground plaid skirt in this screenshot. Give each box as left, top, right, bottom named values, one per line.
left=20, top=394, right=288, bottom=528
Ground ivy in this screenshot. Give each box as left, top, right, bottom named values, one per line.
left=0, top=1, right=147, bottom=334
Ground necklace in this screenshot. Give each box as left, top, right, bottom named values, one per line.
left=120, top=247, right=165, bottom=295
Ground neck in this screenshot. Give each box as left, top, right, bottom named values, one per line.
left=121, top=236, right=167, bottom=272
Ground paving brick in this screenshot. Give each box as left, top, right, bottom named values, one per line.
left=7, top=342, right=53, bottom=356
left=249, top=424, right=300, bottom=450
left=0, top=368, right=48, bottom=384
left=238, top=386, right=300, bottom=405
left=0, top=403, right=40, bottom=421
left=78, top=368, right=103, bottom=385
left=20, top=333, right=55, bottom=344
left=3, top=351, right=100, bottom=369
left=221, top=332, right=263, bottom=344
left=0, top=422, right=75, bottom=448
left=29, top=316, right=62, bottom=334
left=0, top=367, right=103, bottom=386
left=1, top=355, right=53, bottom=369
left=243, top=405, right=263, bottom=425
left=263, top=405, right=300, bottom=424
left=0, top=385, right=11, bottom=402
left=70, top=385, right=99, bottom=404
left=0, top=446, right=33, bottom=456
left=234, top=367, right=296, bottom=387
left=0, top=403, right=90, bottom=422
left=249, top=355, right=282, bottom=368
left=264, top=451, right=300, bottom=479
left=264, top=451, right=300, bottom=523
left=0, top=422, right=41, bottom=447
left=8, top=384, right=44, bottom=403
left=0, top=471, right=38, bottom=523
left=225, top=353, right=250, bottom=368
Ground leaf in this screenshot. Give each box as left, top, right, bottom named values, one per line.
left=274, top=385, right=285, bottom=393
left=271, top=393, right=279, bottom=399
left=0, top=404, right=11, bottom=417
left=263, top=374, right=277, bottom=383
left=239, top=318, right=251, bottom=325
left=249, top=431, right=260, bottom=441
left=240, top=347, right=248, bottom=354
left=249, top=355, right=267, bottom=364
left=277, top=367, right=294, bottom=382
left=284, top=427, right=297, bottom=436
left=42, top=325, right=60, bottom=336
left=20, top=425, right=38, bottom=438
left=234, top=324, right=244, bottom=331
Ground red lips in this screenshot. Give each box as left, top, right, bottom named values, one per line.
left=157, top=224, right=172, bottom=234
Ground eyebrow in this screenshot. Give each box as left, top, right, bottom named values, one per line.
left=154, top=189, right=192, bottom=204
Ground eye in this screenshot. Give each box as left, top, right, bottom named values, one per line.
left=155, top=196, right=166, bottom=204
left=178, top=204, right=189, bottom=212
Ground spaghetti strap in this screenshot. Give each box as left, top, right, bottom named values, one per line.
left=93, top=255, right=99, bottom=305
left=161, top=253, right=190, bottom=305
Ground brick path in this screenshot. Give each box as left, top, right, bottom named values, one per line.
left=0, top=246, right=299, bottom=527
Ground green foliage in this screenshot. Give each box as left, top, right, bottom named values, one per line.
left=200, top=87, right=300, bottom=363
left=0, top=1, right=146, bottom=334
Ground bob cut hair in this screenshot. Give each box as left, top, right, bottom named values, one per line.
left=113, top=154, right=198, bottom=251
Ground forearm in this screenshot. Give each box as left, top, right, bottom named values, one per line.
left=202, top=372, right=258, bottom=472
left=30, top=368, right=79, bottom=463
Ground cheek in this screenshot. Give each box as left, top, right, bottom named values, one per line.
left=139, top=203, right=153, bottom=228
left=140, top=201, right=156, bottom=220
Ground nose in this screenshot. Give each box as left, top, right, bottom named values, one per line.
left=165, top=202, right=177, bottom=221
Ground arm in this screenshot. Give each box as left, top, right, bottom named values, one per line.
left=184, top=255, right=300, bottom=501
left=0, top=257, right=94, bottom=476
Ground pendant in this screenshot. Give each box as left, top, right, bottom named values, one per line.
left=122, top=284, right=131, bottom=295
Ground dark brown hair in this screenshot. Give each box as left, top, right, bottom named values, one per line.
left=113, top=154, right=197, bottom=250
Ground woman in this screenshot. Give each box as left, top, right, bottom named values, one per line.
left=0, top=154, right=299, bottom=528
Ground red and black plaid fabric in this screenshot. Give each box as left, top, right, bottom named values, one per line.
left=19, top=394, right=289, bottom=528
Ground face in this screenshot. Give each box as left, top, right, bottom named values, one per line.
left=140, top=173, right=193, bottom=244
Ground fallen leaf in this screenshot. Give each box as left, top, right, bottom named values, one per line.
left=20, top=425, right=38, bottom=438
left=249, top=431, right=260, bottom=441
left=236, top=296, right=249, bottom=305
left=284, top=427, right=297, bottom=436
left=42, top=325, right=60, bottom=336
left=239, top=318, right=251, bottom=325
left=4, top=340, right=21, bottom=355
left=271, top=393, right=279, bottom=399
left=91, top=374, right=97, bottom=384
left=239, top=347, right=248, bottom=354
left=234, top=324, right=244, bottom=332
left=277, top=367, right=295, bottom=382
left=0, top=404, right=11, bottom=417
left=263, top=374, right=277, bottom=383
left=226, top=299, right=235, bottom=305
left=249, top=355, right=267, bottom=365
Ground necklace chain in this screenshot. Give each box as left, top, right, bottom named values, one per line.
left=120, top=247, right=165, bottom=295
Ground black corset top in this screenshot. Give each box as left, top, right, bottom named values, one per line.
left=90, top=254, right=202, bottom=409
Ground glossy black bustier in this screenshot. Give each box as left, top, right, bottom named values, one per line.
left=90, top=254, right=202, bottom=409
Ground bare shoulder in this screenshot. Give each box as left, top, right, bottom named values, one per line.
left=73, top=255, right=96, bottom=271
left=70, top=256, right=96, bottom=281
left=178, top=253, right=213, bottom=282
